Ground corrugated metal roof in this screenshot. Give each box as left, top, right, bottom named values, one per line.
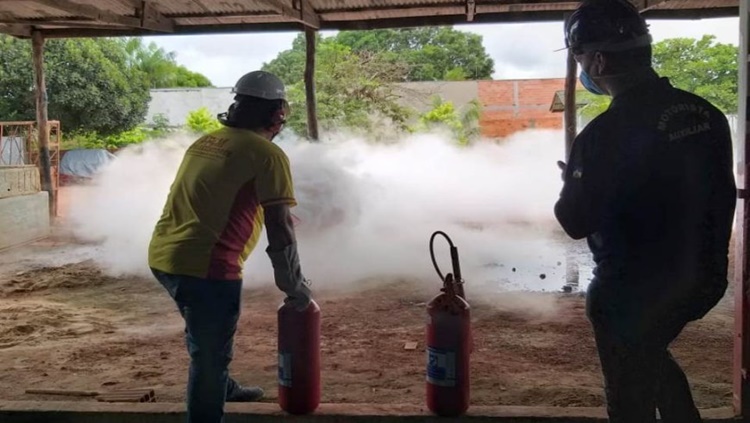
left=0, top=1, right=74, bottom=20
left=649, top=0, right=737, bottom=10
left=313, top=0, right=459, bottom=12
left=0, top=0, right=740, bottom=38
left=158, top=0, right=274, bottom=16
left=155, top=0, right=208, bottom=16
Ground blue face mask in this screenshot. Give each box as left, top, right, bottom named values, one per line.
left=580, top=70, right=606, bottom=96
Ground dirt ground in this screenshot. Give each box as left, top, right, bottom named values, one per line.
left=0, top=237, right=734, bottom=408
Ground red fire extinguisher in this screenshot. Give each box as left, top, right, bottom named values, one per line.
left=278, top=299, right=321, bottom=414
left=426, top=230, right=471, bottom=417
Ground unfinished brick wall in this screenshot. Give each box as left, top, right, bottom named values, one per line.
left=478, top=79, right=566, bottom=139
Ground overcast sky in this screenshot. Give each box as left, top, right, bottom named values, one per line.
left=143, top=17, right=740, bottom=87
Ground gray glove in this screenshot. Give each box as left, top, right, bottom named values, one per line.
left=266, top=242, right=312, bottom=311
left=284, top=278, right=312, bottom=311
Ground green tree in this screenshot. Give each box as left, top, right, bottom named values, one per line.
left=186, top=107, right=222, bottom=134
left=121, top=38, right=213, bottom=88
left=444, top=68, right=467, bottom=81
left=0, top=35, right=150, bottom=135
left=65, top=127, right=150, bottom=150
left=0, top=35, right=212, bottom=141
left=578, top=91, right=612, bottom=122
left=652, top=35, right=738, bottom=114
left=262, top=33, right=309, bottom=87
left=264, top=34, right=412, bottom=136
left=150, top=113, right=172, bottom=134
left=171, top=66, right=213, bottom=88
left=413, top=96, right=481, bottom=145
left=63, top=113, right=173, bottom=150
left=262, top=28, right=493, bottom=136
left=579, top=35, right=738, bottom=121
left=335, top=27, right=494, bottom=81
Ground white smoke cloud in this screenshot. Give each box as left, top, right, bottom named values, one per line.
left=65, top=129, right=592, bottom=315
left=66, top=136, right=195, bottom=276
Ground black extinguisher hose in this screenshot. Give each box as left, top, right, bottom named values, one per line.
left=429, top=231, right=461, bottom=283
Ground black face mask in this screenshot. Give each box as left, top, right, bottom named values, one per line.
left=269, top=119, right=287, bottom=142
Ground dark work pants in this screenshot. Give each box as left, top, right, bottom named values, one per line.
left=586, top=278, right=703, bottom=423
left=152, top=268, right=244, bottom=423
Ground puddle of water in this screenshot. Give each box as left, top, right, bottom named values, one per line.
left=469, top=230, right=594, bottom=294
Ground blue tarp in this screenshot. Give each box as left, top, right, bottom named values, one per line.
left=60, top=149, right=116, bottom=178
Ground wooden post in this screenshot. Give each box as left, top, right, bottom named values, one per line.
left=32, top=30, right=54, bottom=218
left=734, top=0, right=750, bottom=416
left=304, top=27, right=319, bottom=141
left=563, top=35, right=580, bottom=291
left=564, top=48, right=578, bottom=159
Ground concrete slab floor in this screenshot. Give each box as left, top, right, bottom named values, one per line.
left=0, top=402, right=739, bottom=423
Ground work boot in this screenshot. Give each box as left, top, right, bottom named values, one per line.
left=226, top=378, right=264, bottom=402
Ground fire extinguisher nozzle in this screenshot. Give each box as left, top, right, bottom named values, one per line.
left=450, top=246, right=462, bottom=282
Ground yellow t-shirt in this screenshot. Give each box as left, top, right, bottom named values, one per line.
left=148, top=127, right=296, bottom=280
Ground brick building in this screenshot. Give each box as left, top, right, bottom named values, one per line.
left=478, top=78, right=581, bottom=139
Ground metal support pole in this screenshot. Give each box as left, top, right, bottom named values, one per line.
left=32, top=30, right=54, bottom=218
left=304, top=27, right=319, bottom=141
left=734, top=0, right=750, bottom=416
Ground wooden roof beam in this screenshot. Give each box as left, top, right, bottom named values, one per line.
left=0, top=23, right=31, bottom=37
left=0, top=10, right=33, bottom=35
left=639, top=0, right=671, bottom=12
left=138, top=1, right=175, bottom=32
left=254, top=0, right=320, bottom=29
left=476, top=2, right=580, bottom=14
left=466, top=0, right=476, bottom=21
left=186, top=0, right=223, bottom=24
left=324, top=2, right=579, bottom=22
left=323, top=6, right=463, bottom=21
left=116, top=0, right=175, bottom=30
left=0, top=20, right=136, bottom=30
left=29, top=0, right=174, bottom=32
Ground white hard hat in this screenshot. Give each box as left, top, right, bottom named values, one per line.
left=232, top=70, right=286, bottom=100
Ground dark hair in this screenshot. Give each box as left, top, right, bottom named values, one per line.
left=219, top=95, right=287, bottom=130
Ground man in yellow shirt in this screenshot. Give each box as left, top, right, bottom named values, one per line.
left=149, top=70, right=311, bottom=423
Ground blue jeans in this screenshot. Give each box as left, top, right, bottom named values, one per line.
left=152, top=268, right=243, bottom=423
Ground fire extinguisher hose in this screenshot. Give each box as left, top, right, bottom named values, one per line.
left=430, top=231, right=462, bottom=282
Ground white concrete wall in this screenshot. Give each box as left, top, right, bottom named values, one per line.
left=0, top=191, right=49, bottom=250
left=146, top=87, right=234, bottom=127
left=145, top=81, right=481, bottom=127
left=391, top=81, right=479, bottom=113
left=0, top=166, right=41, bottom=199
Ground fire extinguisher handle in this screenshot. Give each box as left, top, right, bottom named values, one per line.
left=450, top=245, right=462, bottom=282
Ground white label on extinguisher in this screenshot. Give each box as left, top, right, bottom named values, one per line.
left=278, top=352, right=292, bottom=387
left=426, top=346, right=456, bottom=387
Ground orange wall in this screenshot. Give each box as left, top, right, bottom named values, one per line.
left=478, top=79, right=566, bottom=139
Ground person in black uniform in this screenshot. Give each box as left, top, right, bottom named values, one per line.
left=554, top=1, right=736, bottom=422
